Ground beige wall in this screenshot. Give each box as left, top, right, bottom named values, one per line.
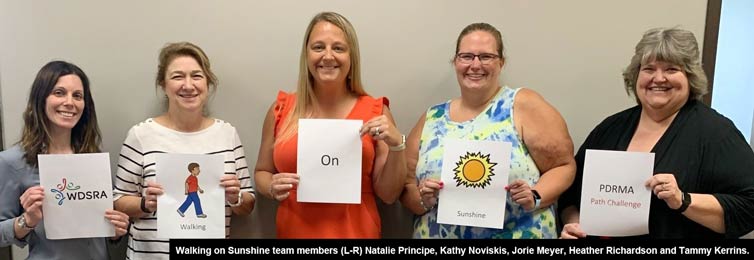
left=0, top=0, right=707, bottom=244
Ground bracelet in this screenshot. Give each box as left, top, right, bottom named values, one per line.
left=140, top=196, right=152, bottom=213
left=531, top=189, right=542, bottom=211
left=389, top=135, right=406, bottom=152
left=227, top=191, right=243, bottom=207
left=419, top=198, right=432, bottom=214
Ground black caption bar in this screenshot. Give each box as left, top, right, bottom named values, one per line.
left=170, top=239, right=753, bottom=258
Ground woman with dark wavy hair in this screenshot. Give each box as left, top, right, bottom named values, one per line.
left=0, top=61, right=129, bottom=259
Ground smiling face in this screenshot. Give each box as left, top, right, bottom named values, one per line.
left=45, top=74, right=85, bottom=135
left=636, top=60, right=690, bottom=113
left=306, top=21, right=351, bottom=88
left=454, top=30, right=504, bottom=92
left=162, top=56, right=208, bottom=113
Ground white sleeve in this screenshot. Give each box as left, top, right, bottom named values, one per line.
left=233, top=131, right=255, bottom=196
left=113, top=126, right=145, bottom=199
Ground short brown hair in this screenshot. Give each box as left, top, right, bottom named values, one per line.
left=188, top=162, right=200, bottom=172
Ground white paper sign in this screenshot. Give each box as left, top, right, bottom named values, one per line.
left=38, top=153, right=114, bottom=239
left=297, top=119, right=362, bottom=204
left=156, top=154, right=225, bottom=238
left=580, top=149, right=654, bottom=236
left=437, top=139, right=511, bottom=229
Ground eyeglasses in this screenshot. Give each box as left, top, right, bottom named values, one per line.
left=455, top=53, right=500, bottom=65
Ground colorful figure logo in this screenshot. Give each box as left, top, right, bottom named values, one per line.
left=453, top=151, right=497, bottom=188
left=50, top=178, right=81, bottom=205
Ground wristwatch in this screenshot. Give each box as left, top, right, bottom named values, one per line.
left=389, top=135, right=406, bottom=152
left=17, top=214, right=35, bottom=230
left=531, top=189, right=542, bottom=210
left=675, top=191, right=691, bottom=213
left=140, top=196, right=152, bottom=213
left=227, top=191, right=243, bottom=207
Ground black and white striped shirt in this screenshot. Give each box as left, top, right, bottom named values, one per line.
left=113, top=118, right=254, bottom=260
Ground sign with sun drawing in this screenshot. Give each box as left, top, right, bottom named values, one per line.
left=453, top=151, right=498, bottom=188
left=437, top=139, right=511, bottom=229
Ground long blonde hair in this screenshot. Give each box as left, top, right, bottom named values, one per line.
left=277, top=12, right=367, bottom=143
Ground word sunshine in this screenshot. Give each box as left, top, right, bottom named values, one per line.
left=457, top=211, right=486, bottom=219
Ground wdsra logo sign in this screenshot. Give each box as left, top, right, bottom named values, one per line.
left=50, top=178, right=108, bottom=205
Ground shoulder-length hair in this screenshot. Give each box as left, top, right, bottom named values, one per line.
left=277, top=11, right=367, bottom=143
left=155, top=41, right=218, bottom=91
left=20, top=61, right=101, bottom=166
left=622, top=27, right=708, bottom=103
left=155, top=42, right=218, bottom=114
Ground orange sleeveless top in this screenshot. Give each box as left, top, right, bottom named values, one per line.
left=272, top=91, right=388, bottom=238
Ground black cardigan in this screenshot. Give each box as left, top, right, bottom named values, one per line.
left=559, top=100, right=754, bottom=238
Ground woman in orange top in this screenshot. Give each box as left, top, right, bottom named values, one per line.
left=254, top=11, right=407, bottom=238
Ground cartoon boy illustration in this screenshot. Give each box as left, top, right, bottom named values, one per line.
left=177, top=162, right=206, bottom=218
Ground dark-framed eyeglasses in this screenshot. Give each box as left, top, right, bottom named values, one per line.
left=455, top=53, right=500, bottom=65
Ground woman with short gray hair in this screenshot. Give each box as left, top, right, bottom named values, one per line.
left=559, top=27, right=754, bottom=238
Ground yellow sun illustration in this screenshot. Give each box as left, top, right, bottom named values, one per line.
left=453, top=151, right=497, bottom=188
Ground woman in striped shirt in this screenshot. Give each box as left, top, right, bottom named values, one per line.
left=113, top=42, right=255, bottom=259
